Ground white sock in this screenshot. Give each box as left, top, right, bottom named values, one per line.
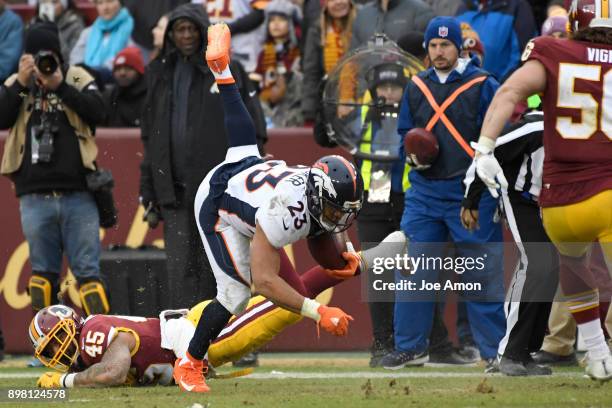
left=211, top=65, right=233, bottom=82
left=578, top=319, right=610, bottom=361
left=360, top=231, right=407, bottom=271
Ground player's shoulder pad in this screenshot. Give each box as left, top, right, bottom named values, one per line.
left=522, top=36, right=561, bottom=63
left=256, top=183, right=309, bottom=248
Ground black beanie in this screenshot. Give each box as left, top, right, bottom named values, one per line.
left=25, top=22, right=62, bottom=59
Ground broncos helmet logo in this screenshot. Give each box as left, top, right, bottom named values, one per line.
left=310, top=167, right=338, bottom=199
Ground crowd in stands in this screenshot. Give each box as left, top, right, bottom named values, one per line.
left=1, top=0, right=564, bottom=129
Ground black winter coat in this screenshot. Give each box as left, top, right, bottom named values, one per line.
left=102, top=75, right=147, bottom=127
left=139, top=4, right=267, bottom=208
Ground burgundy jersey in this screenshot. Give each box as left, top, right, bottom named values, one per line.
left=79, top=315, right=175, bottom=385
left=524, top=36, right=612, bottom=207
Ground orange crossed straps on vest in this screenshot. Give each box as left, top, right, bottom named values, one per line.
left=411, top=75, right=487, bottom=158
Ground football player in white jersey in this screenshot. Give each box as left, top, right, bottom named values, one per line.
left=173, top=23, right=365, bottom=393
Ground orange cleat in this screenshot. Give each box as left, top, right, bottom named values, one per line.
left=173, top=352, right=210, bottom=393
left=206, top=23, right=231, bottom=74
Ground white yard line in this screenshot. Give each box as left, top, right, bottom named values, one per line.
left=243, top=371, right=585, bottom=379
left=0, top=371, right=586, bottom=380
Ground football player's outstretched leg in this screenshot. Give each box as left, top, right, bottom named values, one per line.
left=174, top=24, right=361, bottom=393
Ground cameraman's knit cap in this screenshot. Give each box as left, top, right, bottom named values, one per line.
left=25, top=21, right=62, bottom=59
left=424, top=16, right=462, bottom=51
left=367, top=63, right=407, bottom=89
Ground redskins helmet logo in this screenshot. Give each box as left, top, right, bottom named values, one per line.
left=47, top=305, right=75, bottom=320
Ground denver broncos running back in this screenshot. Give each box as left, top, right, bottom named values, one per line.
left=471, top=0, right=612, bottom=381
left=32, top=228, right=408, bottom=389
left=172, top=23, right=365, bottom=393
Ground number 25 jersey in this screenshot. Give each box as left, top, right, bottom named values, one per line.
left=524, top=36, right=612, bottom=207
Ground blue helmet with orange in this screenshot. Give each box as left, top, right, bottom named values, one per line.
left=306, top=155, right=364, bottom=234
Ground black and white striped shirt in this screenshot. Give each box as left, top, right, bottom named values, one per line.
left=463, top=111, right=544, bottom=209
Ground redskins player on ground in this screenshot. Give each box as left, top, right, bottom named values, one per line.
left=470, top=0, right=612, bottom=381
left=31, top=233, right=406, bottom=388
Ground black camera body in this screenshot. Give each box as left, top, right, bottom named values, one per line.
left=35, top=51, right=59, bottom=75
left=32, top=118, right=58, bottom=163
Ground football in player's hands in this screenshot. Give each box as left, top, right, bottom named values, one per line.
left=307, top=232, right=348, bottom=269
left=404, top=127, right=439, bottom=169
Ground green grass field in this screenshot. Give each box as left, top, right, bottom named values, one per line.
left=1, top=353, right=611, bottom=408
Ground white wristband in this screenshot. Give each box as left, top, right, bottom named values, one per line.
left=61, top=373, right=76, bottom=388
left=300, top=298, right=321, bottom=322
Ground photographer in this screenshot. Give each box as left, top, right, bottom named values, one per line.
left=0, top=22, right=110, bottom=317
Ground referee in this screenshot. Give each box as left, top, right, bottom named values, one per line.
left=462, top=102, right=559, bottom=376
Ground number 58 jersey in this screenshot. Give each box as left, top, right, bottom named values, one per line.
left=220, top=160, right=313, bottom=248
left=523, top=36, right=612, bottom=207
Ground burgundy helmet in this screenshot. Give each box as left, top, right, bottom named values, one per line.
left=567, top=0, right=612, bottom=33
left=29, top=305, right=83, bottom=372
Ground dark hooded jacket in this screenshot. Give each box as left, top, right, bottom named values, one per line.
left=102, top=74, right=147, bottom=127
left=139, top=4, right=267, bottom=208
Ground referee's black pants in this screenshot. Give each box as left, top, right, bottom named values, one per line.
left=499, top=190, right=559, bottom=361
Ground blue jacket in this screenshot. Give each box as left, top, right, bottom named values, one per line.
left=456, top=0, right=537, bottom=82
left=398, top=56, right=498, bottom=179
left=0, top=9, right=23, bottom=82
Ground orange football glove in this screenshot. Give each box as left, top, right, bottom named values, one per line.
left=317, top=305, right=354, bottom=336
left=324, top=251, right=361, bottom=280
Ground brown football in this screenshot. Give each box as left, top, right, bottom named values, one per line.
left=404, top=127, right=439, bottom=165
left=307, top=232, right=348, bottom=269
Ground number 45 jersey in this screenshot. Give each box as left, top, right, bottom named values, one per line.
left=78, top=315, right=175, bottom=385
left=218, top=160, right=312, bottom=248
left=523, top=36, right=612, bottom=207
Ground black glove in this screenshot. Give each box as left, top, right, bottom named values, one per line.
left=142, top=202, right=162, bottom=229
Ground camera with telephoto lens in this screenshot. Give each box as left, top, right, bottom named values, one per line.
left=32, top=118, right=58, bottom=163
left=35, top=51, right=59, bottom=75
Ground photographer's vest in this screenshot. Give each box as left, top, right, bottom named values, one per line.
left=1, top=66, right=98, bottom=175
left=407, top=70, right=486, bottom=179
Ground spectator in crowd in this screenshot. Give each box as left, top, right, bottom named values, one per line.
left=302, top=0, right=355, bottom=125
left=31, top=0, right=85, bottom=63
left=460, top=22, right=484, bottom=65
left=70, top=0, right=134, bottom=82
left=528, top=0, right=564, bottom=27
left=349, top=0, right=434, bottom=50
left=397, top=31, right=427, bottom=62
left=0, top=23, right=110, bottom=320
left=300, top=0, right=321, bottom=51
left=546, top=0, right=566, bottom=18
left=123, top=0, right=188, bottom=62
left=381, top=17, right=505, bottom=370
left=150, top=13, right=170, bottom=61
left=455, top=0, right=537, bottom=82
left=139, top=4, right=267, bottom=309
left=423, top=0, right=462, bottom=16
left=255, top=0, right=302, bottom=127
left=540, top=15, right=568, bottom=39
left=102, top=46, right=146, bottom=127
left=0, top=0, right=24, bottom=82
left=206, top=0, right=268, bottom=73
